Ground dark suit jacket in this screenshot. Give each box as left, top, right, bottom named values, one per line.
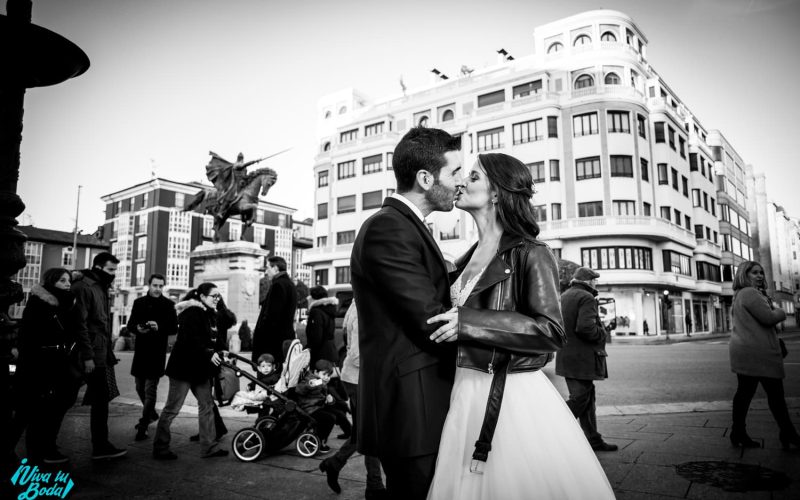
left=252, top=272, right=297, bottom=363
left=555, top=282, right=608, bottom=380
left=351, top=197, right=456, bottom=458
left=127, top=294, right=177, bottom=379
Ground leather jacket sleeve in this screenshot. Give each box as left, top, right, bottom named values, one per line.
left=456, top=244, right=565, bottom=355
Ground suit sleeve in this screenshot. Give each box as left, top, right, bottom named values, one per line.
left=73, top=284, right=93, bottom=346
left=457, top=245, right=566, bottom=354
left=70, top=304, right=94, bottom=362
left=265, top=281, right=287, bottom=325
left=126, top=299, right=141, bottom=333
left=741, top=288, right=786, bottom=327
left=357, top=214, right=448, bottom=345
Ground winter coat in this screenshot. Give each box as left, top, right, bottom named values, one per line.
left=252, top=272, right=297, bottom=363
left=730, top=287, right=787, bottom=379
left=165, top=299, right=220, bottom=384
left=305, top=296, right=339, bottom=365
left=295, top=372, right=329, bottom=414
left=340, top=301, right=360, bottom=385
left=127, top=293, right=177, bottom=379
left=555, top=281, right=609, bottom=380
left=71, top=269, right=114, bottom=367
left=17, top=285, right=92, bottom=373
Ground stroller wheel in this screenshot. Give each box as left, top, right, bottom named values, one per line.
left=296, top=432, right=320, bottom=457
left=231, top=428, right=265, bottom=462
left=255, top=416, right=277, bottom=435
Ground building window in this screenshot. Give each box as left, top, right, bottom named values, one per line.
left=573, top=34, right=591, bottom=46
left=340, top=129, right=358, bottom=143
left=137, top=213, right=148, bottom=234
left=661, top=206, right=671, bottom=222
left=337, top=231, right=356, bottom=245
left=254, top=226, right=265, bottom=245
left=612, top=200, right=636, bottom=216
left=314, top=269, right=328, bottom=286
left=679, top=137, right=686, bottom=158
left=142, top=192, right=149, bottom=208
left=337, top=160, right=356, bottom=180
left=655, top=122, right=665, bottom=143
left=696, top=261, right=721, bottom=281
left=440, top=106, right=455, bottom=121
left=135, top=263, right=145, bottom=287
left=137, top=236, right=147, bottom=260
left=337, top=195, right=356, bottom=214
left=581, top=246, right=653, bottom=271
left=608, top=111, right=630, bottom=133
left=175, top=192, right=185, bottom=209
left=203, top=216, right=214, bottom=238
left=477, top=127, right=504, bottom=151
left=364, top=122, right=384, bottom=136
left=578, top=201, right=603, bottom=217
left=315, top=236, right=328, bottom=248
left=640, top=159, right=649, bottom=182
left=663, top=250, right=692, bottom=276
left=703, top=192, right=709, bottom=211
left=386, top=152, right=393, bottom=170
left=685, top=215, right=691, bottom=230
left=604, top=72, right=621, bottom=85
left=477, top=89, right=505, bottom=107
left=335, top=266, right=351, bottom=284
left=317, top=203, right=328, bottom=220
left=601, top=31, right=617, bottom=42
left=547, top=42, right=563, bottom=53
left=551, top=203, right=562, bottom=220
left=637, top=115, right=647, bottom=138
left=550, top=160, right=560, bottom=181
left=576, top=156, right=601, bottom=180
left=533, top=205, right=547, bottom=222
left=668, top=126, right=676, bottom=149
left=547, top=116, right=558, bottom=138
left=694, top=224, right=704, bottom=239
left=573, top=112, right=598, bottom=137
left=710, top=199, right=716, bottom=216
left=657, top=164, right=668, bottom=185
left=682, top=176, right=689, bottom=197
left=229, top=221, right=241, bottom=241
left=512, top=80, right=542, bottom=98
left=690, top=153, right=698, bottom=171
left=362, top=154, right=383, bottom=175
left=674, top=209, right=681, bottom=225
left=323, top=142, right=331, bottom=152
left=574, top=74, right=594, bottom=89
left=362, top=190, right=382, bottom=210
left=528, top=162, right=545, bottom=183
left=671, top=168, right=679, bottom=190
left=610, top=155, right=633, bottom=177
left=512, top=119, right=543, bottom=144
left=692, top=189, right=701, bottom=207
left=643, top=202, right=652, bottom=216
left=318, top=170, right=329, bottom=187
left=61, top=247, right=74, bottom=268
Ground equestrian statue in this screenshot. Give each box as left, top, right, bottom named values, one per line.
left=186, top=150, right=286, bottom=242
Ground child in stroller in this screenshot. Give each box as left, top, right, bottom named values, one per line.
left=294, top=359, right=352, bottom=453
left=221, top=340, right=325, bottom=462
left=229, top=353, right=280, bottom=412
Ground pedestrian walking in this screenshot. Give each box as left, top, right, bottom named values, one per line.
left=252, top=256, right=296, bottom=363
left=9, top=268, right=92, bottom=463
left=556, top=266, right=618, bottom=452
left=685, top=312, right=692, bottom=337
left=318, top=300, right=386, bottom=498
left=152, top=283, right=229, bottom=459
left=305, top=286, right=339, bottom=365
left=729, top=261, right=800, bottom=450
left=72, top=252, right=127, bottom=460
left=127, top=274, right=177, bottom=442
left=643, top=319, right=650, bottom=336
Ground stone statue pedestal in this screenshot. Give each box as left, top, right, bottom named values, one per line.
left=190, top=241, right=268, bottom=339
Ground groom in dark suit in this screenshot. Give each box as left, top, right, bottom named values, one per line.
left=351, top=127, right=462, bottom=500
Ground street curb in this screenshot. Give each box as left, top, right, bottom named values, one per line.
left=597, top=397, right=800, bottom=416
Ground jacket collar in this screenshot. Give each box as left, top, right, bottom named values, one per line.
left=308, top=296, right=338, bottom=310
left=570, top=280, right=598, bottom=296
left=383, top=197, right=447, bottom=274
left=175, top=298, right=206, bottom=315
left=450, top=232, right=529, bottom=303
left=30, top=284, right=59, bottom=307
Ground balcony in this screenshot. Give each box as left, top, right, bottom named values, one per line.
left=301, top=244, right=354, bottom=265
left=694, top=239, right=721, bottom=259
left=540, top=216, right=696, bottom=247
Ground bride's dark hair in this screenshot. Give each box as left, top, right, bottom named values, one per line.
left=478, top=153, right=540, bottom=239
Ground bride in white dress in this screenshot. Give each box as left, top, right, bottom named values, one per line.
left=426, top=153, right=615, bottom=500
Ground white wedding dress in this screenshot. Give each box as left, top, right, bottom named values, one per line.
left=427, top=268, right=616, bottom=500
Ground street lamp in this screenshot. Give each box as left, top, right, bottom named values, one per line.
left=663, top=290, right=671, bottom=342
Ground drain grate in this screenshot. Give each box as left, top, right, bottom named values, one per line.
left=675, top=461, right=791, bottom=492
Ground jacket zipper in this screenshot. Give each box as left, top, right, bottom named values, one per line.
left=488, top=261, right=506, bottom=374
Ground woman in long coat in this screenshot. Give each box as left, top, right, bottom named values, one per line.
left=729, top=261, right=800, bottom=449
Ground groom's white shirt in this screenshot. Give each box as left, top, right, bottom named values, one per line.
left=390, top=192, right=425, bottom=222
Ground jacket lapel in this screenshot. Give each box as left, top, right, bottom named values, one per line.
left=453, top=232, right=527, bottom=303
left=383, top=197, right=448, bottom=275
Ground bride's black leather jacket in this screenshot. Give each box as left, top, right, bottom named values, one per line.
left=452, top=233, right=566, bottom=373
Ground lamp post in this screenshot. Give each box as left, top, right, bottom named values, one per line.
left=663, top=290, right=671, bottom=342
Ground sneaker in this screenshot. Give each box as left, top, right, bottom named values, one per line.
left=91, top=444, right=127, bottom=460
left=153, top=450, right=178, bottom=460
left=42, top=451, right=69, bottom=464
left=202, top=449, right=228, bottom=458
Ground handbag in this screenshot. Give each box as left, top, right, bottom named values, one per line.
left=779, top=338, right=788, bottom=359
left=215, top=364, right=239, bottom=404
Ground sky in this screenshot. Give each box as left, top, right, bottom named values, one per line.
left=16, top=0, right=800, bottom=233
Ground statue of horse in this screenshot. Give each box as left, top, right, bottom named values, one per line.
left=186, top=167, right=278, bottom=242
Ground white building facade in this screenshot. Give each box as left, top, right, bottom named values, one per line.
left=303, top=9, right=753, bottom=336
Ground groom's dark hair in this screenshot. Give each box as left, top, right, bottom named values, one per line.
left=393, top=127, right=461, bottom=193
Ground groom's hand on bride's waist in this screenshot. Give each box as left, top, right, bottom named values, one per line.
left=427, top=307, right=459, bottom=343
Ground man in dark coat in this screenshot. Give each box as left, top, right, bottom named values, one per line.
left=72, top=251, right=127, bottom=459
left=351, top=127, right=461, bottom=499
left=127, top=274, right=177, bottom=441
left=556, top=266, right=617, bottom=452
left=252, top=256, right=296, bottom=363
left=305, top=286, right=339, bottom=365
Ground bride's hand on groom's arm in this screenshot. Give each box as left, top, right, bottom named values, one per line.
left=427, top=307, right=459, bottom=343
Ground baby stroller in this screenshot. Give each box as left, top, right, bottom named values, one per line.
left=222, top=340, right=322, bottom=462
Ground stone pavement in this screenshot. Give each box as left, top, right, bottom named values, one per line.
left=5, top=395, right=800, bottom=499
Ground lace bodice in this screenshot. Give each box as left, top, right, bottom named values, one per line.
left=450, top=266, right=486, bottom=307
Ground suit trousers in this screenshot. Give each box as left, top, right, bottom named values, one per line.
left=565, top=377, right=603, bottom=446
left=86, top=367, right=110, bottom=449
left=379, top=453, right=437, bottom=500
